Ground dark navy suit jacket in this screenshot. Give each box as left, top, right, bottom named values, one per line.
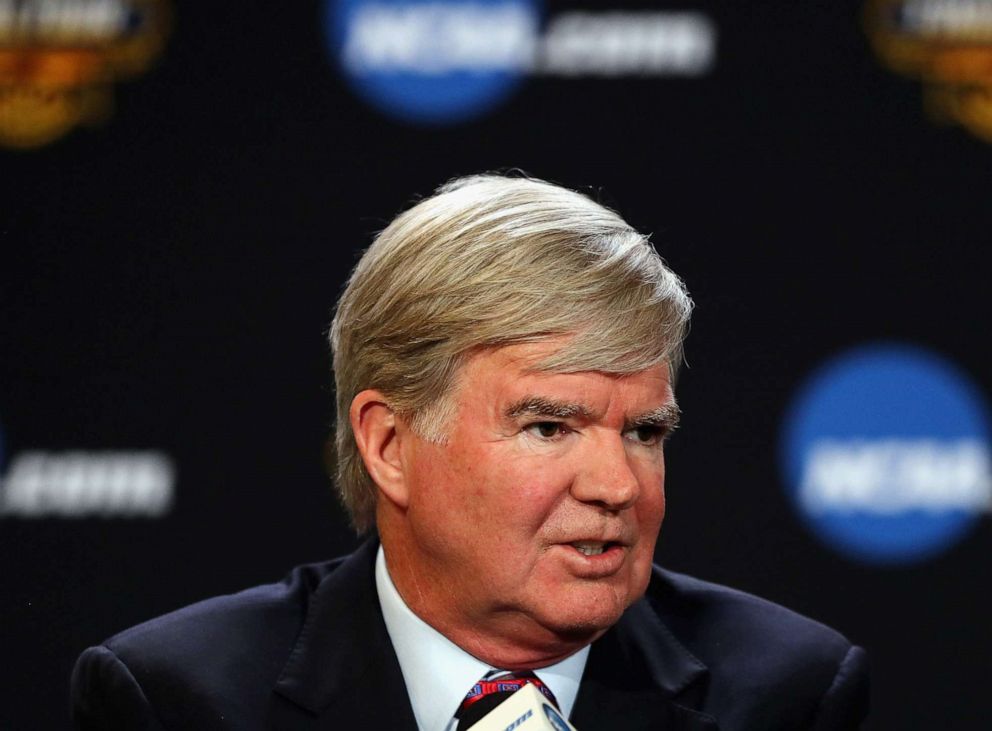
left=71, top=540, right=868, bottom=729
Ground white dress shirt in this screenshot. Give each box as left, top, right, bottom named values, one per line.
left=375, top=546, right=590, bottom=731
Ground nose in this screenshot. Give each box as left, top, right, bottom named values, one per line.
left=570, top=432, right=640, bottom=511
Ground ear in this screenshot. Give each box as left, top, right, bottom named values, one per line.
left=350, top=389, right=409, bottom=509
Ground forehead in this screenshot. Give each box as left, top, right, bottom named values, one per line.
left=455, top=340, right=674, bottom=416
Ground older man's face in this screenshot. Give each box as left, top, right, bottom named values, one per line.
left=390, top=340, right=677, bottom=659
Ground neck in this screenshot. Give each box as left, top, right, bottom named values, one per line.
left=377, top=517, right=599, bottom=669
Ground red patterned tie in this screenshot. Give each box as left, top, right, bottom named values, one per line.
left=456, top=670, right=560, bottom=730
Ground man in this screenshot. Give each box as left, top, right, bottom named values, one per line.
left=72, top=175, right=869, bottom=730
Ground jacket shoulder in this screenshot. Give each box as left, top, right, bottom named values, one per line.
left=72, top=558, right=346, bottom=729
left=646, top=566, right=869, bottom=728
left=107, top=559, right=340, bottom=662
left=648, top=566, right=854, bottom=659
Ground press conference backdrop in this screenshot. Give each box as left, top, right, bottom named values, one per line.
left=1, top=1, right=990, bottom=728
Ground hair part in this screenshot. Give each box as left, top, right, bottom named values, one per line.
left=330, top=173, right=693, bottom=532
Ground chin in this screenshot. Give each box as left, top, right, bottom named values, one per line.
left=537, top=584, right=633, bottom=639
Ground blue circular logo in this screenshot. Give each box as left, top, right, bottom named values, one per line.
left=780, top=344, right=991, bottom=565
left=327, top=0, right=540, bottom=124
left=543, top=703, right=570, bottom=731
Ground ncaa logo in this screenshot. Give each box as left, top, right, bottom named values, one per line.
left=780, top=344, right=992, bottom=565
left=326, top=0, right=541, bottom=123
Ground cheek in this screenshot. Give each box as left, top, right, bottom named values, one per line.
left=634, top=457, right=666, bottom=522
left=508, top=457, right=581, bottom=529
left=650, top=481, right=667, bottom=524
left=629, top=487, right=665, bottom=594
left=405, top=446, right=481, bottom=547
left=418, top=444, right=551, bottom=536
left=474, top=440, right=570, bottom=503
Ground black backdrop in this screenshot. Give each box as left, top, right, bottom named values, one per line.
left=2, top=1, right=990, bottom=728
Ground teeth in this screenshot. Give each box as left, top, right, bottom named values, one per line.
left=571, top=542, right=606, bottom=556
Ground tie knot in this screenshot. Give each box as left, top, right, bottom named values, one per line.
left=456, top=671, right=559, bottom=730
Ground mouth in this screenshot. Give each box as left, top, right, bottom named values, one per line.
left=568, top=540, right=622, bottom=557
left=556, top=539, right=628, bottom=578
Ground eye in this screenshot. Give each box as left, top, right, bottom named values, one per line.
left=625, top=425, right=667, bottom=446
left=525, top=421, right=567, bottom=439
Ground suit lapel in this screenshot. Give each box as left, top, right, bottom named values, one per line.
left=571, top=598, right=718, bottom=730
left=269, top=539, right=418, bottom=730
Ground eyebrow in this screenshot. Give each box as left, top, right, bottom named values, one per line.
left=503, top=396, right=681, bottom=432
left=625, top=403, right=682, bottom=433
left=504, top=396, right=594, bottom=421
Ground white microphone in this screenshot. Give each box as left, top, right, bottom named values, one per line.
left=463, top=683, right=579, bottom=731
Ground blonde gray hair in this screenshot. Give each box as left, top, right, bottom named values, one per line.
left=330, top=174, right=692, bottom=532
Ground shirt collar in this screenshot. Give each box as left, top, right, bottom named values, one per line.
left=375, top=545, right=589, bottom=731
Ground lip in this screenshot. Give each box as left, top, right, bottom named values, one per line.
left=552, top=542, right=628, bottom=578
